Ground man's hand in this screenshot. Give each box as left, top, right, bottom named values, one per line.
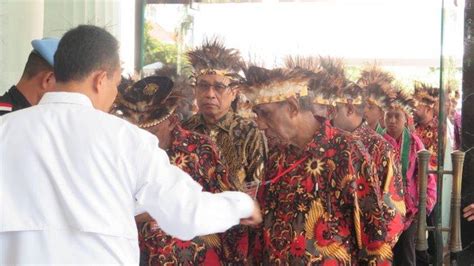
left=463, top=204, right=474, bottom=221
left=240, top=201, right=262, bottom=227
left=135, top=212, right=154, bottom=224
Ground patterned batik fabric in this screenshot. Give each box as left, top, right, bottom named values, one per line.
left=183, top=112, right=267, bottom=189
left=454, top=112, right=462, bottom=150
left=138, top=125, right=231, bottom=266
left=383, top=131, right=437, bottom=228
left=254, top=118, right=392, bottom=266
left=415, top=118, right=439, bottom=168
left=352, top=122, right=405, bottom=247
left=183, top=113, right=267, bottom=264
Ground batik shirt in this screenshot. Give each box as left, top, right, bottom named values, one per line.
left=453, top=112, right=461, bottom=150
left=183, top=112, right=267, bottom=264
left=383, top=130, right=437, bottom=228
left=138, top=125, right=231, bottom=266
left=352, top=122, right=405, bottom=246
left=415, top=118, right=439, bottom=168
left=255, top=117, right=392, bottom=265
left=183, top=112, right=267, bottom=189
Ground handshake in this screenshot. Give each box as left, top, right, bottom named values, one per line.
left=240, top=181, right=262, bottom=227
left=240, top=201, right=263, bottom=227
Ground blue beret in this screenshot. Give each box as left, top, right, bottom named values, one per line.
left=31, top=38, right=60, bottom=66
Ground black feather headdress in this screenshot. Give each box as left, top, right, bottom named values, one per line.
left=187, top=39, right=245, bottom=86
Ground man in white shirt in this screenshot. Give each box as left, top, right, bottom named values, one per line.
left=0, top=25, right=261, bottom=265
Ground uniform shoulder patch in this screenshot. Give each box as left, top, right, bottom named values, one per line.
left=0, top=102, right=13, bottom=112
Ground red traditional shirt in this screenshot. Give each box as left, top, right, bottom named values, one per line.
left=255, top=118, right=392, bottom=265
left=383, top=131, right=437, bottom=228
left=415, top=118, right=439, bottom=168
left=454, top=111, right=462, bottom=150
left=138, top=125, right=231, bottom=266
left=183, top=112, right=268, bottom=264
left=352, top=122, right=405, bottom=246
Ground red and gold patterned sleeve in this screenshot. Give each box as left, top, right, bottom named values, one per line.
left=196, top=136, right=235, bottom=193
left=243, top=125, right=268, bottom=183
left=205, top=140, right=234, bottom=192
left=379, top=146, right=406, bottom=247
left=347, top=141, right=393, bottom=265
left=251, top=148, right=284, bottom=265
left=173, top=128, right=233, bottom=193
left=412, top=134, right=437, bottom=214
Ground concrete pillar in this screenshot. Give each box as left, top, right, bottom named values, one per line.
left=43, top=0, right=134, bottom=74
left=0, top=0, right=45, bottom=93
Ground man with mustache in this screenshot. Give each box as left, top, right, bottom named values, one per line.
left=412, top=82, right=441, bottom=265
left=0, top=25, right=262, bottom=264
left=182, top=39, right=267, bottom=264
left=413, top=82, right=440, bottom=168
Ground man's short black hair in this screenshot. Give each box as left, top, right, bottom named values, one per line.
left=21, top=52, right=53, bottom=79
left=54, top=25, right=120, bottom=82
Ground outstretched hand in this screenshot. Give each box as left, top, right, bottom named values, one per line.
left=240, top=201, right=262, bottom=227
left=463, top=204, right=474, bottom=221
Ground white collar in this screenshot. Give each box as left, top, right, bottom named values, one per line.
left=39, top=92, right=94, bottom=108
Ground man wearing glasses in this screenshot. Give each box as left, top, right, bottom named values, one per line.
left=182, top=39, right=267, bottom=264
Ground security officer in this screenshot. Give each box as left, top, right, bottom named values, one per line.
left=0, top=38, right=59, bottom=116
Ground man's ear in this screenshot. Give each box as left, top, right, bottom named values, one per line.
left=168, top=114, right=179, bottom=130
left=286, top=96, right=300, bottom=118
left=327, top=105, right=336, bottom=119
left=230, top=87, right=239, bottom=101
left=40, top=71, right=56, bottom=91
left=92, top=70, right=108, bottom=94
left=44, top=71, right=56, bottom=91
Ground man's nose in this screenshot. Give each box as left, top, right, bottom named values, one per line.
left=203, top=87, right=217, bottom=98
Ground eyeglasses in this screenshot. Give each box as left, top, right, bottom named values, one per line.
left=195, top=81, right=233, bottom=94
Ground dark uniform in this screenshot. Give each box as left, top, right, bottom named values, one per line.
left=0, top=86, right=31, bottom=116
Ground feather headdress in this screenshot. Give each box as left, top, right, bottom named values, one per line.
left=311, top=57, right=346, bottom=106
left=113, top=76, right=182, bottom=128
left=187, top=39, right=245, bottom=86
left=387, top=86, right=415, bottom=115
left=242, top=66, right=311, bottom=105
left=284, top=56, right=344, bottom=106
left=445, top=79, right=460, bottom=100
left=335, top=82, right=364, bottom=105
left=155, top=65, right=194, bottom=120
left=284, top=55, right=322, bottom=73
left=357, top=65, right=396, bottom=110
left=413, top=81, right=439, bottom=107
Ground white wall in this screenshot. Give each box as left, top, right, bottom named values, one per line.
left=0, top=0, right=45, bottom=93
left=0, top=0, right=135, bottom=94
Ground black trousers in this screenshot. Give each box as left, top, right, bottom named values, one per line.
left=393, top=222, right=417, bottom=266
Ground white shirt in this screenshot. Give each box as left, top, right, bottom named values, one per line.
left=0, top=92, right=254, bottom=265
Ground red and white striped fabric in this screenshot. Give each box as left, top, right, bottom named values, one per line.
left=0, top=103, right=12, bottom=112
